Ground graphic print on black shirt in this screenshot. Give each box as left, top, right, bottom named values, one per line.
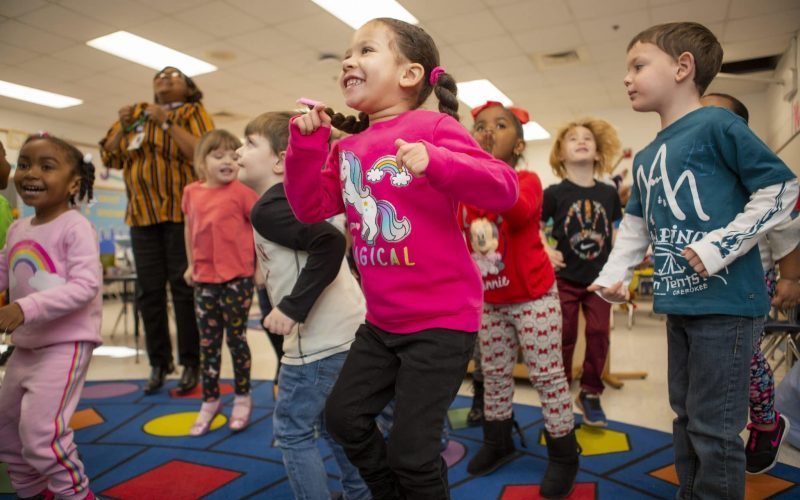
left=542, top=180, right=622, bottom=286
left=565, top=198, right=610, bottom=261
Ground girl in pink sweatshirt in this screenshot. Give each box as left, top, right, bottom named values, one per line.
left=284, top=18, right=519, bottom=499
left=0, top=134, right=102, bottom=500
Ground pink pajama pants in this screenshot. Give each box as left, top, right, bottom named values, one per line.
left=0, top=342, right=93, bottom=499
left=479, top=284, right=574, bottom=437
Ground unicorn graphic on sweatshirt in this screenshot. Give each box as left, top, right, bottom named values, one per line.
left=340, top=151, right=411, bottom=246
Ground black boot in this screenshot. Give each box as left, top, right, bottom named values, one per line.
left=143, top=363, right=174, bottom=395
left=541, top=428, right=580, bottom=499
left=467, top=379, right=484, bottom=427
left=176, top=365, right=199, bottom=395
left=467, top=418, right=518, bottom=476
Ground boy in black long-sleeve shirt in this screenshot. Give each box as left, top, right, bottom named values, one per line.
left=237, top=111, right=369, bottom=500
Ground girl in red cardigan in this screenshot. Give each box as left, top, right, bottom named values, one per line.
left=460, top=102, right=578, bottom=498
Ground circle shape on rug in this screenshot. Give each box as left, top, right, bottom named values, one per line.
left=81, top=382, right=139, bottom=399
left=144, top=412, right=227, bottom=437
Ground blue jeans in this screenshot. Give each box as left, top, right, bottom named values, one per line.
left=667, top=314, right=759, bottom=500
left=274, top=352, right=370, bottom=500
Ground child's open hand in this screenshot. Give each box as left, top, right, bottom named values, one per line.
left=773, top=278, right=800, bottom=310
left=587, top=282, right=630, bottom=303
left=183, top=265, right=193, bottom=286
left=294, top=102, right=331, bottom=135
left=263, top=307, right=297, bottom=336
left=546, top=248, right=566, bottom=270
left=395, top=139, right=429, bottom=176
left=681, top=247, right=709, bottom=277
left=0, top=303, right=25, bottom=334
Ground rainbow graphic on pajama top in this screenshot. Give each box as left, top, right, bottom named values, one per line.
left=366, top=155, right=413, bottom=187
left=9, top=240, right=64, bottom=292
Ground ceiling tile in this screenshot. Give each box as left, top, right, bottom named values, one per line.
left=513, top=23, right=583, bottom=54
left=56, top=0, right=162, bottom=28
left=728, top=0, right=800, bottom=18
left=226, top=59, right=297, bottom=86
left=452, top=36, right=524, bottom=64
left=473, top=55, right=537, bottom=79
left=540, top=63, right=600, bottom=86
left=567, top=0, right=649, bottom=20
left=586, top=38, right=629, bottom=63
left=492, top=0, right=573, bottom=32
left=723, top=10, right=800, bottom=43
left=0, top=0, right=48, bottom=18
left=223, top=0, right=321, bottom=24
left=134, top=0, right=211, bottom=14
left=17, top=4, right=116, bottom=41
left=0, top=19, right=75, bottom=54
left=577, top=10, right=651, bottom=43
left=425, top=10, right=507, bottom=45
left=650, top=0, right=729, bottom=25
left=50, top=44, right=130, bottom=73
left=128, top=18, right=217, bottom=52
left=437, top=45, right=468, bottom=70
left=17, top=56, right=98, bottom=83
left=402, top=0, right=486, bottom=21
left=493, top=72, right=550, bottom=94
left=71, top=73, right=145, bottom=101
left=188, top=42, right=260, bottom=70
left=180, top=2, right=262, bottom=38
left=270, top=48, right=340, bottom=79
left=226, top=27, right=302, bottom=59
left=0, top=42, right=38, bottom=65
left=275, top=13, right=353, bottom=56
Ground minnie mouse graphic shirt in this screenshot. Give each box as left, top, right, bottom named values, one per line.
left=460, top=170, right=554, bottom=304
left=542, top=180, right=622, bottom=286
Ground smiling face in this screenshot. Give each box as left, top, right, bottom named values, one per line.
left=624, top=41, right=679, bottom=114
left=559, top=126, right=598, bottom=168
left=153, top=67, right=189, bottom=104
left=203, top=147, right=239, bottom=187
left=14, top=139, right=79, bottom=222
left=472, top=105, right=525, bottom=167
left=339, top=21, right=412, bottom=118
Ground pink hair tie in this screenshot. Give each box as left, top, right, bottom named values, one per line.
left=429, top=66, right=445, bottom=86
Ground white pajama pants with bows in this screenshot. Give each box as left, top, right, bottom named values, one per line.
left=478, top=283, right=574, bottom=437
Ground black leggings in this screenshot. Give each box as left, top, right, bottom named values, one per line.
left=194, top=277, right=253, bottom=400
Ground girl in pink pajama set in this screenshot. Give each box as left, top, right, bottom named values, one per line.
left=0, top=134, right=101, bottom=500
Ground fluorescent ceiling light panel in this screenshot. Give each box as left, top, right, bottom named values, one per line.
left=86, top=31, right=217, bottom=77
left=456, top=79, right=512, bottom=108
left=523, top=122, right=550, bottom=141
left=311, top=0, right=418, bottom=29
left=0, top=80, right=82, bottom=109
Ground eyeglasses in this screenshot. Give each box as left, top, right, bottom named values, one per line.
left=154, top=70, right=183, bottom=80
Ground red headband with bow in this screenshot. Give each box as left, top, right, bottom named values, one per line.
left=470, top=101, right=529, bottom=125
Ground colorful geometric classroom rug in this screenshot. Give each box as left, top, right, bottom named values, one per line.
left=1, top=380, right=800, bottom=500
